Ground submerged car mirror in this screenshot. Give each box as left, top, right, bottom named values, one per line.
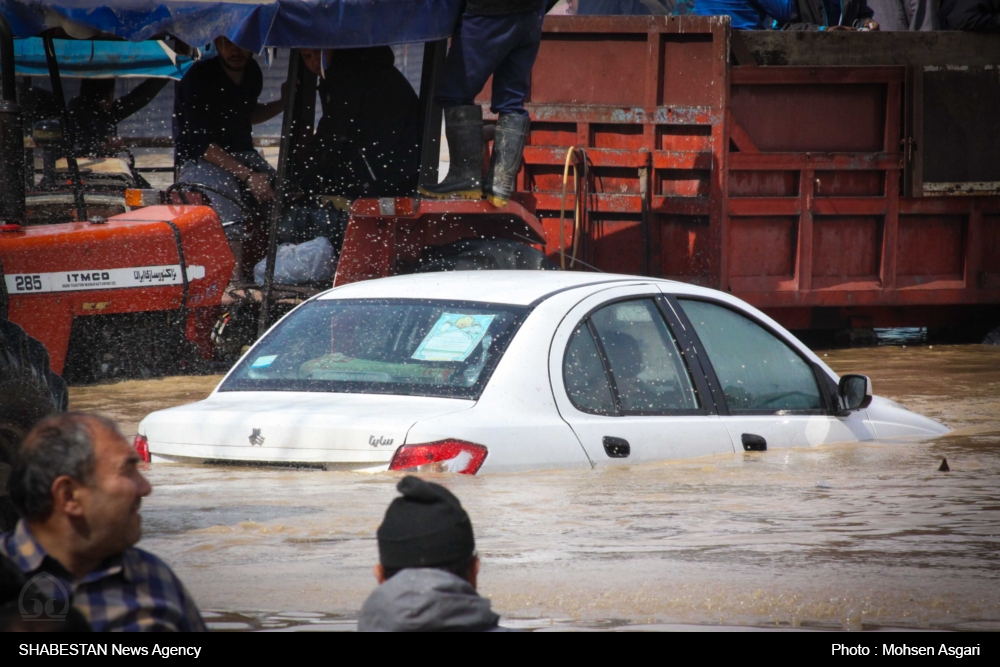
left=32, top=118, right=63, bottom=147
left=838, top=374, right=873, bottom=414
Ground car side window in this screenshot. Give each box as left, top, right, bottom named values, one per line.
left=590, top=299, right=700, bottom=413
left=677, top=299, right=823, bottom=413
left=563, top=323, right=616, bottom=415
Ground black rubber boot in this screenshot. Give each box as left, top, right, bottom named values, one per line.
left=419, top=105, right=484, bottom=200
left=484, top=113, right=530, bottom=208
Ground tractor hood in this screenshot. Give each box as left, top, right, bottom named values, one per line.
left=139, top=391, right=475, bottom=466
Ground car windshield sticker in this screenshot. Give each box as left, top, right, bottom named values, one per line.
left=411, top=313, right=495, bottom=362
left=251, top=355, right=278, bottom=368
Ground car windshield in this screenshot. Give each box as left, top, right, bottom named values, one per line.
left=219, top=299, right=529, bottom=399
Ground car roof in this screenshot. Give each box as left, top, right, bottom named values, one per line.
left=317, top=271, right=718, bottom=306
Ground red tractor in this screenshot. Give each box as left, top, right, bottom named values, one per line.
left=0, top=20, right=234, bottom=383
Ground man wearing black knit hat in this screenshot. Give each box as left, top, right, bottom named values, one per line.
left=358, top=476, right=507, bottom=632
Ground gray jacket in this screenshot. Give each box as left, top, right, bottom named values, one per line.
left=357, top=569, right=507, bottom=632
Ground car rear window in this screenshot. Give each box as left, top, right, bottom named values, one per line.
left=219, top=299, right=529, bottom=399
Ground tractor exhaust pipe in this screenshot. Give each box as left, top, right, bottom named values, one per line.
left=0, top=15, right=26, bottom=224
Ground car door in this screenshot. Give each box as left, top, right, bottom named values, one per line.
left=549, top=285, right=735, bottom=466
left=668, top=295, right=877, bottom=450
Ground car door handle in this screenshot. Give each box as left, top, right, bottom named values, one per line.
left=603, top=436, right=630, bottom=458
left=741, top=433, right=767, bottom=452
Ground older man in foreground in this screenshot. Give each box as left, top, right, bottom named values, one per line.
left=0, top=413, right=205, bottom=631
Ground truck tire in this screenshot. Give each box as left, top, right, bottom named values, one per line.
left=0, top=319, right=68, bottom=467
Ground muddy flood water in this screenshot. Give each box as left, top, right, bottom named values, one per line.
left=69, top=342, right=1000, bottom=631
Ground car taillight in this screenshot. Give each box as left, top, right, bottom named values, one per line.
left=389, top=440, right=487, bottom=475
left=133, top=434, right=150, bottom=463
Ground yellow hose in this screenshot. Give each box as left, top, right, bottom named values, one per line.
left=558, top=147, right=578, bottom=271
left=570, top=156, right=583, bottom=269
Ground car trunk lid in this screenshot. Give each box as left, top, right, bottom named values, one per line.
left=141, top=392, right=475, bottom=464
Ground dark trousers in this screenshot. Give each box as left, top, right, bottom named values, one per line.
left=436, top=7, right=546, bottom=116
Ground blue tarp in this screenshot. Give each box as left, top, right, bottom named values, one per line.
left=13, top=37, right=194, bottom=79
left=0, top=0, right=463, bottom=52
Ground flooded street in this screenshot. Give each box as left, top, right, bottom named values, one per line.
left=69, top=343, right=1000, bottom=630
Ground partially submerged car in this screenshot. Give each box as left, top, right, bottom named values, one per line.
left=137, top=272, right=948, bottom=474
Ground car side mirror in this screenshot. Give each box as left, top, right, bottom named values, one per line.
left=838, top=374, right=872, bottom=414
left=32, top=118, right=63, bottom=147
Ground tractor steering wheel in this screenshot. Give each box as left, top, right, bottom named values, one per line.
left=165, top=181, right=255, bottom=222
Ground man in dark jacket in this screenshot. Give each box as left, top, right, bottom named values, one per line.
left=67, top=78, right=168, bottom=157
left=781, top=0, right=879, bottom=28
left=298, top=47, right=422, bottom=200
left=940, top=0, right=1000, bottom=29
left=357, top=476, right=507, bottom=632
left=420, top=0, right=547, bottom=208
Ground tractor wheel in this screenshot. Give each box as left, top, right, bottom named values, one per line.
left=983, top=326, right=1000, bottom=345
left=0, top=319, right=68, bottom=467
left=212, top=299, right=261, bottom=363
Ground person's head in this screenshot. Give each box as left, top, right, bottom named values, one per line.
left=602, top=331, right=643, bottom=380
left=78, top=79, right=116, bottom=112
left=213, top=36, right=253, bottom=73
left=374, top=476, right=479, bottom=588
left=303, top=46, right=394, bottom=78
left=8, top=413, right=151, bottom=561
left=300, top=49, right=328, bottom=77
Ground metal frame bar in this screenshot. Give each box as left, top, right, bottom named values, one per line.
left=0, top=15, right=25, bottom=223
left=41, top=34, right=87, bottom=222
left=257, top=49, right=302, bottom=338
left=418, top=39, right=447, bottom=188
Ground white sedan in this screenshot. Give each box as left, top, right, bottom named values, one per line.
left=137, top=272, right=948, bottom=474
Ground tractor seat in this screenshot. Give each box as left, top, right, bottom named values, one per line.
left=55, top=156, right=132, bottom=177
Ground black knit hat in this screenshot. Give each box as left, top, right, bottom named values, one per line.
left=377, top=476, right=475, bottom=570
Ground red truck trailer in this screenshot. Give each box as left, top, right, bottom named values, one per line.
left=336, top=16, right=1000, bottom=340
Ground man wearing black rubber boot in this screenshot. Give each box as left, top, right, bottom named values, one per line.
left=419, top=0, right=546, bottom=207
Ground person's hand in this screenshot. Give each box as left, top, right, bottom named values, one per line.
left=245, top=172, right=275, bottom=202
left=863, top=19, right=880, bottom=30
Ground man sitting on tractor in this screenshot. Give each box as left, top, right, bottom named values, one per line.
left=274, top=47, right=422, bottom=247
left=172, top=36, right=285, bottom=265
left=298, top=47, right=422, bottom=201
left=67, top=77, right=168, bottom=158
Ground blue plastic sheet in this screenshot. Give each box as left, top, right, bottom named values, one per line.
left=0, top=0, right=462, bottom=52
left=13, top=37, right=194, bottom=79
